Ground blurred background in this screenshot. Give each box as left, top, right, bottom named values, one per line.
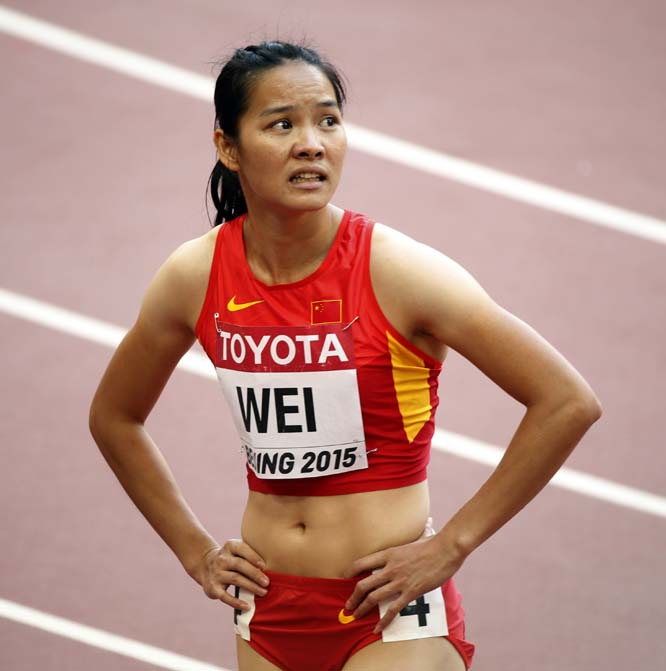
left=1, top=2, right=664, bottom=669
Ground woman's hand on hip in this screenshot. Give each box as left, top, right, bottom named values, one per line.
left=195, top=539, right=270, bottom=611
left=343, top=535, right=465, bottom=633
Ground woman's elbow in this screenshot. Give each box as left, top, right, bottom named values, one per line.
left=541, top=382, right=603, bottom=426
left=569, top=389, right=603, bottom=425
left=88, top=392, right=121, bottom=451
left=88, top=395, right=107, bottom=446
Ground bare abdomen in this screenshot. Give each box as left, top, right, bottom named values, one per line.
left=241, top=481, right=431, bottom=577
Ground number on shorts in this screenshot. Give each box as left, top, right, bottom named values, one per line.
left=399, top=595, right=430, bottom=627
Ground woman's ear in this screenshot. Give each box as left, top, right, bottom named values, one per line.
left=213, top=129, right=240, bottom=172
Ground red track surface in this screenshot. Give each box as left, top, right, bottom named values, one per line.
left=1, top=2, right=664, bottom=670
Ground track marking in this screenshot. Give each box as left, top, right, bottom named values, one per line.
left=2, top=286, right=664, bottom=519
left=0, top=598, right=229, bottom=671
left=346, top=126, right=666, bottom=244
left=433, top=429, right=666, bottom=518
left=0, top=5, right=664, bottom=244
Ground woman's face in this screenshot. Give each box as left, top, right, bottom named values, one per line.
left=216, top=61, right=347, bottom=216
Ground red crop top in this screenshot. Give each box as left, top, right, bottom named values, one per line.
left=195, top=210, right=443, bottom=496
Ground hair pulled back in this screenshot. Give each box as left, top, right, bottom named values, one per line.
left=207, top=41, right=347, bottom=226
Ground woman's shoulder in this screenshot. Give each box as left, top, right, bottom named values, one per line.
left=368, top=220, right=492, bottom=347
left=369, top=222, right=456, bottom=285
left=142, top=226, right=222, bottom=332
left=165, top=225, right=220, bottom=283
left=370, top=221, right=419, bottom=252
left=369, top=221, right=479, bottom=290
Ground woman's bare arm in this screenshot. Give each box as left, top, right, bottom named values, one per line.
left=89, top=241, right=218, bottom=574
left=346, top=224, right=602, bottom=629
left=89, top=236, right=269, bottom=608
left=384, top=228, right=602, bottom=556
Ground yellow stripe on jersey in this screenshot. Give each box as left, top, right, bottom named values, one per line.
left=386, top=331, right=432, bottom=443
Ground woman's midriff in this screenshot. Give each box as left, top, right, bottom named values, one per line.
left=241, top=480, right=431, bottom=577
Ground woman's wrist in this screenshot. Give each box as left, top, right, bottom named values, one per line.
left=180, top=538, right=221, bottom=582
left=433, top=520, right=477, bottom=564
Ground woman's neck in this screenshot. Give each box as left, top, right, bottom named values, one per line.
left=242, top=204, right=344, bottom=285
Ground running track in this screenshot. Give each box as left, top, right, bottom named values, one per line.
left=1, top=2, right=664, bottom=670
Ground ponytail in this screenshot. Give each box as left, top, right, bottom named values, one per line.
left=207, top=159, right=247, bottom=226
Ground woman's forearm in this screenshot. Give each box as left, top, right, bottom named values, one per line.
left=90, top=413, right=219, bottom=581
left=437, top=397, right=602, bottom=560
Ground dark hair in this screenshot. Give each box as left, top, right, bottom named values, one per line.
left=206, top=41, right=347, bottom=226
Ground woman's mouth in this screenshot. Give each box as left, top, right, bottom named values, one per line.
left=289, top=172, right=326, bottom=184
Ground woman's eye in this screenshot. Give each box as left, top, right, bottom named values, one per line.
left=272, top=119, right=291, bottom=130
left=321, top=116, right=339, bottom=128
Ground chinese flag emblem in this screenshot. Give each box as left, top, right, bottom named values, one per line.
left=311, top=299, right=343, bottom=325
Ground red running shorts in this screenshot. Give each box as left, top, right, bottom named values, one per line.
left=233, top=571, right=475, bottom=671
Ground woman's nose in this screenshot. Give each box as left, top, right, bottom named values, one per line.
left=293, top=126, right=324, bottom=158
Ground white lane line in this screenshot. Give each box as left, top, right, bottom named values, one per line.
left=0, top=5, right=212, bottom=98
left=434, top=430, right=666, bottom=518
left=346, top=125, right=666, bottom=245
left=2, top=286, right=665, bottom=519
left=0, top=598, right=229, bottom=671
left=0, top=5, right=664, bottom=245
left=0, top=287, right=213, bottom=378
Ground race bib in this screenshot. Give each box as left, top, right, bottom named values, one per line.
left=214, top=321, right=367, bottom=479
left=380, top=584, right=448, bottom=642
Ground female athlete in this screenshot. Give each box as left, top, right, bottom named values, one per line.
left=89, top=41, right=602, bottom=671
